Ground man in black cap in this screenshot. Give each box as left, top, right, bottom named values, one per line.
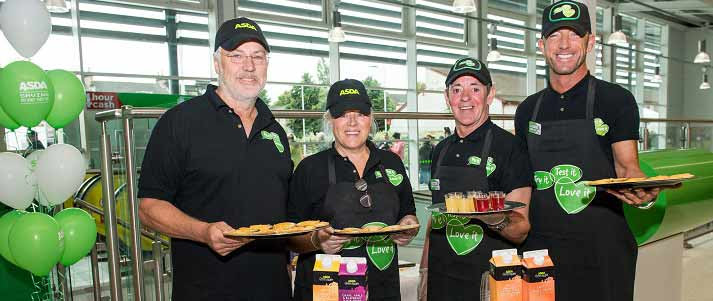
left=515, top=2, right=660, bottom=300
left=138, top=17, right=294, bottom=300
left=419, top=57, right=533, bottom=300
left=288, top=79, right=418, bottom=300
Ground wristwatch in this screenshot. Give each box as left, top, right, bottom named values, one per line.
left=489, top=216, right=511, bottom=232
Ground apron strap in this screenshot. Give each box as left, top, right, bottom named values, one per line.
left=532, top=91, right=544, bottom=122
left=480, top=129, right=493, bottom=192
left=328, top=154, right=336, bottom=185
left=378, top=164, right=389, bottom=185
left=432, top=137, right=454, bottom=179
left=586, top=77, right=596, bottom=120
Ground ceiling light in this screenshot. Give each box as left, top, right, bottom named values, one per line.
left=452, top=0, right=476, bottom=13
left=607, top=15, right=628, bottom=46
left=487, top=38, right=501, bottom=62
left=46, top=0, right=69, bottom=13
left=328, top=11, right=346, bottom=43
left=651, top=66, right=662, bottom=83
left=694, top=40, right=710, bottom=64
left=701, top=72, right=710, bottom=90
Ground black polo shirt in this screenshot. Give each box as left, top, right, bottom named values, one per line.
left=430, top=119, right=533, bottom=193
left=137, top=85, right=293, bottom=300
left=287, top=141, right=416, bottom=223
left=514, top=74, right=640, bottom=163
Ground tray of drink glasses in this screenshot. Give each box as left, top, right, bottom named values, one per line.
left=426, top=191, right=526, bottom=215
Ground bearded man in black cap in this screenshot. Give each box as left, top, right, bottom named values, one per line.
left=419, top=57, right=533, bottom=300
left=515, top=2, right=661, bottom=300
left=138, top=17, right=294, bottom=300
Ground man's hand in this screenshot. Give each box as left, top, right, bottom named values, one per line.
left=391, top=215, right=419, bottom=246
left=606, top=187, right=660, bottom=206
left=205, top=221, right=253, bottom=256
left=316, top=227, right=351, bottom=254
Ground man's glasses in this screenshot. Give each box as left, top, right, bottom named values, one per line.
left=354, top=178, right=372, bottom=208
left=222, top=52, right=269, bottom=66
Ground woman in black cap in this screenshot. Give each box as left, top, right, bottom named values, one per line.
left=288, top=79, right=419, bottom=301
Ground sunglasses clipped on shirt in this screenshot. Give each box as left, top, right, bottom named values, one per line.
left=354, top=178, right=372, bottom=209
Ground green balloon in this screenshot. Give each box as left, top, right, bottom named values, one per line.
left=54, top=208, right=96, bottom=266
left=8, top=212, right=64, bottom=276
left=0, top=210, right=25, bottom=265
left=0, top=105, right=20, bottom=130
left=0, top=61, right=54, bottom=128
left=45, top=70, right=86, bottom=129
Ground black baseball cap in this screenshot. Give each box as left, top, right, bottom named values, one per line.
left=445, top=57, right=492, bottom=87
left=214, top=17, right=270, bottom=52
left=541, top=1, right=591, bottom=38
left=326, top=79, right=371, bottom=118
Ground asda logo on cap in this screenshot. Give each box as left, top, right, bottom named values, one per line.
left=235, top=22, right=257, bottom=31
left=339, top=88, right=360, bottom=96
left=19, top=81, right=48, bottom=91
left=453, top=59, right=481, bottom=72
left=549, top=2, right=580, bottom=22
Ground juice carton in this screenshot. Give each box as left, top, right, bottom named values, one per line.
left=522, top=249, right=555, bottom=301
left=488, top=248, right=522, bottom=301
left=314, top=254, right=341, bottom=301
left=338, top=257, right=367, bottom=301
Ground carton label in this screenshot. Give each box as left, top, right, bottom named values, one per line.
left=314, top=254, right=341, bottom=301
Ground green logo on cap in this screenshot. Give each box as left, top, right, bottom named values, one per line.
left=453, top=58, right=481, bottom=72
left=549, top=2, right=580, bottom=22
left=235, top=22, right=257, bottom=31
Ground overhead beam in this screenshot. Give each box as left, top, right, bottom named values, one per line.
left=619, top=1, right=713, bottom=12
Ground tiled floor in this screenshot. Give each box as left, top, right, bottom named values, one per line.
left=65, top=233, right=713, bottom=301
left=682, top=233, right=713, bottom=301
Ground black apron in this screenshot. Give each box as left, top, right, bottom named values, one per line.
left=427, top=129, right=515, bottom=301
left=523, top=79, right=637, bottom=301
left=294, top=155, right=402, bottom=301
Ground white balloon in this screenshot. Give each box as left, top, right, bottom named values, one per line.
left=0, top=0, right=51, bottom=58
left=26, top=150, right=44, bottom=171
left=36, top=144, right=86, bottom=206
left=0, top=152, right=36, bottom=210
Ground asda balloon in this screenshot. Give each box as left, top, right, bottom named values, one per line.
left=0, top=152, right=36, bottom=210
left=45, top=70, right=87, bottom=129
left=26, top=150, right=44, bottom=171
left=54, top=208, right=96, bottom=266
left=0, top=105, right=20, bottom=130
left=0, top=61, right=54, bottom=127
left=0, top=210, right=25, bottom=265
left=8, top=212, right=64, bottom=276
left=36, top=144, right=86, bottom=206
left=0, top=0, right=52, bottom=58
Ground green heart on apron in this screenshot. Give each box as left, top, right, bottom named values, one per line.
left=342, top=237, right=365, bottom=250
left=534, top=170, right=556, bottom=190
left=260, top=130, right=285, bottom=153
left=431, top=212, right=447, bottom=229
left=446, top=214, right=469, bottom=227
left=550, top=164, right=582, bottom=183
left=366, top=239, right=396, bottom=271
left=467, top=156, right=481, bottom=166
left=446, top=223, right=483, bottom=256
left=554, top=178, right=596, bottom=214
left=363, top=221, right=388, bottom=242
left=594, top=118, right=609, bottom=136
left=384, top=169, right=403, bottom=186
left=467, top=156, right=496, bottom=176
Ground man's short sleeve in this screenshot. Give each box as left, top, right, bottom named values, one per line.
left=607, top=88, right=640, bottom=143
left=137, top=111, right=185, bottom=204
left=500, top=137, right=533, bottom=193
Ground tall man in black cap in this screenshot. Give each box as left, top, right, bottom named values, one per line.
left=419, top=57, right=533, bottom=300
left=138, top=17, right=294, bottom=300
left=515, top=2, right=660, bottom=300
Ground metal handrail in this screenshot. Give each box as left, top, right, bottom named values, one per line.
left=95, top=106, right=713, bottom=124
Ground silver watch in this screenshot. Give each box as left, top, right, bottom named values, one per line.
left=490, top=216, right=511, bottom=231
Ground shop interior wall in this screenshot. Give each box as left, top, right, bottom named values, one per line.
left=682, top=29, right=713, bottom=120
